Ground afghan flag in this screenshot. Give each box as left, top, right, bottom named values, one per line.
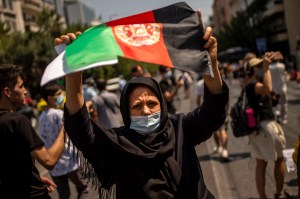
left=41, top=2, right=211, bottom=86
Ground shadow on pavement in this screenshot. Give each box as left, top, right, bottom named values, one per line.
left=286, top=178, right=298, bottom=187
left=288, top=98, right=300, bottom=105
left=198, top=152, right=251, bottom=163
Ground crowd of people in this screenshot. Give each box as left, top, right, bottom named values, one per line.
left=1, top=9, right=300, bottom=199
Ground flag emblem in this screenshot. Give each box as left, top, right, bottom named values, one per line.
left=114, top=24, right=161, bottom=47
left=40, top=2, right=211, bottom=86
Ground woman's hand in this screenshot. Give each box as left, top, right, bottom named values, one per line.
left=197, top=10, right=217, bottom=62
left=197, top=10, right=222, bottom=94
left=54, top=31, right=82, bottom=46
left=40, top=176, right=57, bottom=192
left=54, top=31, right=84, bottom=115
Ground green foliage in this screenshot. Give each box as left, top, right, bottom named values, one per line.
left=83, top=57, right=159, bottom=82
left=61, top=23, right=89, bottom=36
left=0, top=21, right=10, bottom=61
left=215, top=0, right=270, bottom=52
left=0, top=9, right=61, bottom=97
left=0, top=8, right=160, bottom=97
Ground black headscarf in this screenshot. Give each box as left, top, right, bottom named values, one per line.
left=120, top=77, right=169, bottom=131
left=71, top=77, right=182, bottom=198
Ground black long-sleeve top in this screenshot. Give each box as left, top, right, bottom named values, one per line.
left=64, top=78, right=229, bottom=199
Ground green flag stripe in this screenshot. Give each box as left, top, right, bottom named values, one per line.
left=66, top=25, right=124, bottom=69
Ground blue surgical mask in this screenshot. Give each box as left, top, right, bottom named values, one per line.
left=130, top=111, right=161, bottom=136
left=55, top=94, right=64, bottom=107
left=165, top=70, right=172, bottom=78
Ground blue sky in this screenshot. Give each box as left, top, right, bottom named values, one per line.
left=83, top=0, right=213, bottom=25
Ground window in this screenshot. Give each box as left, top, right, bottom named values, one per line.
left=2, top=0, right=7, bottom=9
left=11, top=21, right=16, bottom=31
left=8, top=0, right=13, bottom=10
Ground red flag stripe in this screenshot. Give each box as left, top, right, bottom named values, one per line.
left=106, top=11, right=155, bottom=26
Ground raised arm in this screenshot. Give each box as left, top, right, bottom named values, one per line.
left=255, top=51, right=279, bottom=95
left=197, top=10, right=223, bottom=94
left=65, top=72, right=84, bottom=115
left=180, top=11, right=229, bottom=145
left=54, top=32, right=84, bottom=115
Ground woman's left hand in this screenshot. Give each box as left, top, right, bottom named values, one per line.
left=197, top=10, right=217, bottom=62
left=197, top=10, right=222, bottom=94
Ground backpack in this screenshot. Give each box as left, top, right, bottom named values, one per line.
left=230, top=89, right=258, bottom=137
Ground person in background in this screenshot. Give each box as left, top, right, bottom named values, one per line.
left=39, top=84, right=90, bottom=199
left=182, top=71, right=194, bottom=98
left=0, top=64, right=65, bottom=198
left=196, top=73, right=229, bottom=160
left=83, top=77, right=97, bottom=102
left=212, top=103, right=230, bottom=160
left=158, top=65, right=184, bottom=114
left=195, top=74, right=204, bottom=107
left=55, top=10, right=229, bottom=199
left=269, top=51, right=288, bottom=124
left=130, top=65, right=145, bottom=77
left=92, top=78, right=121, bottom=128
left=118, top=75, right=127, bottom=92
left=241, top=52, right=257, bottom=88
left=245, top=53, right=288, bottom=199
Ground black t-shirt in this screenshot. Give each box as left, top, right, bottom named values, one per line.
left=0, top=110, right=49, bottom=198
left=159, top=79, right=176, bottom=114
left=245, top=81, right=275, bottom=121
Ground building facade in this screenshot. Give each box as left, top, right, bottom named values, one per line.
left=0, top=0, right=58, bottom=33
left=53, top=0, right=96, bottom=26
left=1, top=0, right=97, bottom=33
left=212, top=0, right=300, bottom=67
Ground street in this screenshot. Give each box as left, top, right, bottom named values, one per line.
left=38, top=77, right=300, bottom=199
left=194, top=79, right=299, bottom=199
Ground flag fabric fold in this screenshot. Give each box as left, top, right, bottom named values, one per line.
left=41, top=2, right=211, bottom=86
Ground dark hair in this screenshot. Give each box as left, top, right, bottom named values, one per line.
left=0, top=64, right=24, bottom=98
left=131, top=65, right=144, bottom=73
left=158, top=65, right=167, bottom=73
left=41, top=84, right=60, bottom=102
left=244, top=62, right=254, bottom=77
left=96, top=78, right=106, bottom=91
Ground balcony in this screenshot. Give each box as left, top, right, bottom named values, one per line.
left=22, top=0, right=42, bottom=13
left=24, top=21, right=39, bottom=32
left=43, top=1, right=54, bottom=10
left=0, top=7, right=16, bottom=18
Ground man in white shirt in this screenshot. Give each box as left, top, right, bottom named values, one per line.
left=39, top=84, right=90, bottom=199
left=269, top=52, right=288, bottom=124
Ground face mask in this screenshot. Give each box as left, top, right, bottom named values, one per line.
left=165, top=70, right=172, bottom=78
left=130, top=111, right=161, bottom=136
left=55, top=94, right=64, bottom=107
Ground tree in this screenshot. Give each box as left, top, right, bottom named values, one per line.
left=215, top=0, right=270, bottom=53
left=0, top=21, right=11, bottom=62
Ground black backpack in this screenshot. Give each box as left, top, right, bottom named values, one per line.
left=230, top=89, right=258, bottom=137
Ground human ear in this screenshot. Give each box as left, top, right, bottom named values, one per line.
left=3, top=87, right=11, bottom=98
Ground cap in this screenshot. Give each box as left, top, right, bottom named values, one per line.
left=244, top=52, right=257, bottom=62
left=248, top=58, right=263, bottom=68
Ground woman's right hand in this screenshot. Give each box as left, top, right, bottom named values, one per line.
left=54, top=32, right=82, bottom=46
left=57, top=31, right=84, bottom=115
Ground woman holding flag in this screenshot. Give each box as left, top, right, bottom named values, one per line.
left=56, top=8, right=228, bottom=199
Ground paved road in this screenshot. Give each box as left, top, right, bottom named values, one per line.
left=188, top=79, right=299, bottom=199
left=38, top=77, right=299, bottom=199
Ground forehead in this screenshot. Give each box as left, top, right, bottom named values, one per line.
left=55, top=89, right=62, bottom=95
left=15, top=76, right=23, bottom=85
left=129, top=85, right=157, bottom=99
